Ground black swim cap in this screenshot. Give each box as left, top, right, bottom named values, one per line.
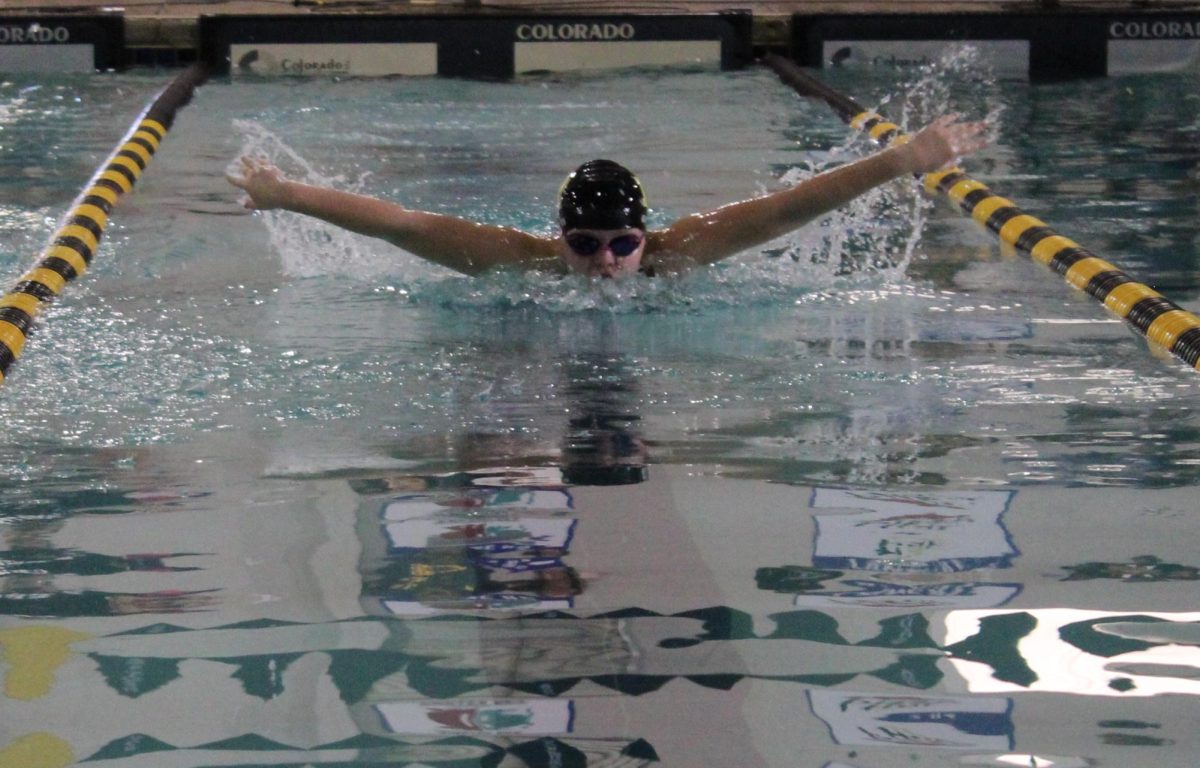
left=558, top=159, right=647, bottom=231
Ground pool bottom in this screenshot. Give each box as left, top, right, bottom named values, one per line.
left=2, top=451, right=1198, bottom=768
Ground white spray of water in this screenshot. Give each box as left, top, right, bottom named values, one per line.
left=232, top=118, right=443, bottom=283
left=762, top=44, right=1005, bottom=282
left=894, top=44, right=1007, bottom=145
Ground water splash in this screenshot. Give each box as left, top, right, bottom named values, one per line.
left=771, top=155, right=929, bottom=277
left=761, top=44, right=1008, bottom=280
left=889, top=44, right=1008, bottom=155
left=233, top=118, right=442, bottom=283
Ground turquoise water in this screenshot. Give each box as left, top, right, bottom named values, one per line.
left=1, top=60, right=1199, bottom=767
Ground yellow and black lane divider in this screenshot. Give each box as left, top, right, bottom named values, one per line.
left=764, top=53, right=1200, bottom=370
left=0, top=63, right=209, bottom=387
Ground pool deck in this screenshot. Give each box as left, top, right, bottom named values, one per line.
left=10, top=0, right=1194, bottom=55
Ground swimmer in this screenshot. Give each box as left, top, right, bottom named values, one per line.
left=226, top=114, right=986, bottom=279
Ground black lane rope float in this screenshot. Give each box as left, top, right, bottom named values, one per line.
left=0, top=63, right=210, bottom=387
left=764, top=53, right=1200, bottom=370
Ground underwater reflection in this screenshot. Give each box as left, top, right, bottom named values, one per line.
left=0, top=469, right=214, bottom=620
left=5, top=602, right=1200, bottom=764
left=5, top=451, right=1200, bottom=765
left=353, top=353, right=646, bottom=617
left=558, top=353, right=649, bottom=487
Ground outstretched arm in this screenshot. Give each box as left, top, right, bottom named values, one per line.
left=226, top=157, right=560, bottom=276
left=647, top=115, right=988, bottom=270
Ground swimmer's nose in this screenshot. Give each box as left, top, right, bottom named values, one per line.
left=592, top=249, right=618, bottom=276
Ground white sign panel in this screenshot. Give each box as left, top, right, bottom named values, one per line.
left=230, top=43, right=437, bottom=77
left=0, top=44, right=93, bottom=72
left=515, top=40, right=721, bottom=73
left=822, top=40, right=1030, bottom=76
left=1109, top=39, right=1200, bottom=73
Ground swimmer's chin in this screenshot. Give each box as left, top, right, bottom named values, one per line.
left=579, top=269, right=618, bottom=280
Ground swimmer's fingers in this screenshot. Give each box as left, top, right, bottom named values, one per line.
left=941, top=121, right=989, bottom=170
left=950, top=120, right=989, bottom=156
left=225, top=155, right=284, bottom=210
left=224, top=155, right=258, bottom=191
left=937, top=115, right=988, bottom=155
left=906, top=114, right=988, bottom=173
left=225, top=155, right=274, bottom=182
left=223, top=164, right=247, bottom=191
left=223, top=166, right=258, bottom=210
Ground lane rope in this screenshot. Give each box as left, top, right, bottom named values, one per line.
left=764, top=53, right=1200, bottom=369
left=0, top=63, right=209, bottom=387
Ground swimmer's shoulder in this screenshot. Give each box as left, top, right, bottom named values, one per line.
left=641, top=229, right=694, bottom=277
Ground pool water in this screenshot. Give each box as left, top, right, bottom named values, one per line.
left=1, top=57, right=1199, bottom=768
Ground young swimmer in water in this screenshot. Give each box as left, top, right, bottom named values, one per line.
left=226, top=114, right=986, bottom=279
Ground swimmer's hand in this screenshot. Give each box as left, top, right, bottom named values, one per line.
left=897, top=115, right=988, bottom=175
left=225, top=155, right=290, bottom=210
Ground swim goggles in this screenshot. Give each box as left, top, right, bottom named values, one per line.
left=564, top=232, right=643, bottom=258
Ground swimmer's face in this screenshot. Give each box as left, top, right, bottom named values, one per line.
left=559, top=228, right=646, bottom=279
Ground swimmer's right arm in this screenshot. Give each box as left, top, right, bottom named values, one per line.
left=226, top=157, right=560, bottom=276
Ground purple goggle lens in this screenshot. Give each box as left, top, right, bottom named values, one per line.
left=566, top=233, right=643, bottom=258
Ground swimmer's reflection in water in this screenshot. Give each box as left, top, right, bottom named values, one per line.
left=561, top=412, right=648, bottom=486
left=351, top=355, right=649, bottom=614
left=559, top=354, right=648, bottom=486
left=350, top=354, right=649, bottom=491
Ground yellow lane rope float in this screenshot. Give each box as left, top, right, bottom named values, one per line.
left=0, top=63, right=209, bottom=387
left=764, top=53, right=1200, bottom=369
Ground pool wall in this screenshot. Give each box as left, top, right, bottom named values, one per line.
left=1, top=7, right=1198, bottom=78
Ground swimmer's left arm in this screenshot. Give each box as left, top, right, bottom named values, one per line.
left=647, top=115, right=987, bottom=271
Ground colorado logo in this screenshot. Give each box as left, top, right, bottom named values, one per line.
left=1110, top=19, right=1200, bottom=38
left=515, top=22, right=637, bottom=42
left=0, top=23, right=70, bottom=44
